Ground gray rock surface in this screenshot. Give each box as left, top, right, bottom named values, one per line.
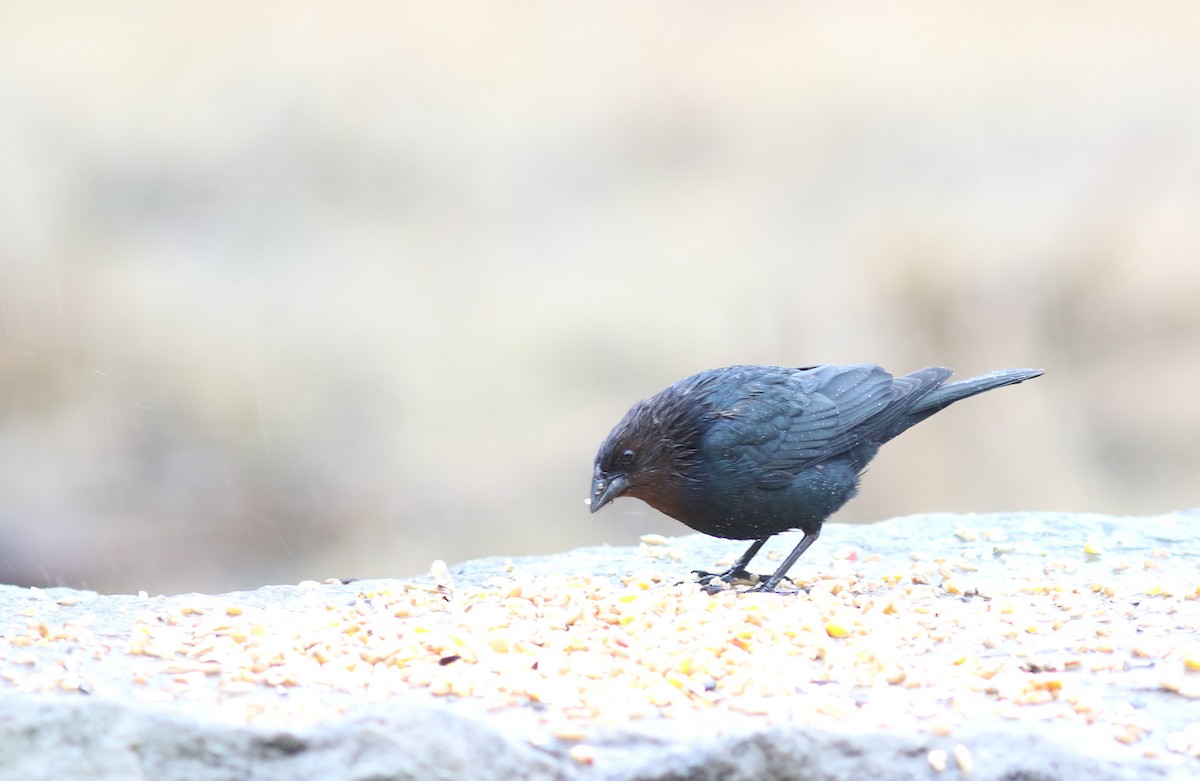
left=2, top=511, right=1200, bottom=780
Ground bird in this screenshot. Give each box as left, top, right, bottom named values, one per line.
left=590, top=364, right=1043, bottom=593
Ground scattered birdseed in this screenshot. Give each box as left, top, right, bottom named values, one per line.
left=1160, top=679, right=1200, bottom=699
left=567, top=743, right=597, bottom=765
left=824, top=620, right=850, bottom=639
left=3, top=525, right=1200, bottom=767
left=430, top=560, right=452, bottom=589
left=639, top=534, right=670, bottom=546
left=551, top=724, right=588, bottom=741
left=954, top=743, right=974, bottom=775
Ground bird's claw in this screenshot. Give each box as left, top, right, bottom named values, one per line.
left=692, top=568, right=753, bottom=585
left=742, top=574, right=803, bottom=594
left=693, top=568, right=803, bottom=595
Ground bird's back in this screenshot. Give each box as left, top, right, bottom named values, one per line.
left=696, top=364, right=951, bottom=469
left=667, top=364, right=943, bottom=537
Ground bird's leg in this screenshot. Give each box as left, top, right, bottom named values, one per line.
left=695, top=538, right=768, bottom=585
left=749, top=529, right=821, bottom=593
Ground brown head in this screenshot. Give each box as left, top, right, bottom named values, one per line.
left=589, top=377, right=715, bottom=519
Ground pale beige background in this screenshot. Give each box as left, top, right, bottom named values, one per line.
left=2, top=2, right=1197, bottom=593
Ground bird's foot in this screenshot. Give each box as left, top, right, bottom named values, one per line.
left=742, top=575, right=800, bottom=595
left=693, top=568, right=800, bottom=595
left=694, top=569, right=756, bottom=593
left=693, top=568, right=753, bottom=585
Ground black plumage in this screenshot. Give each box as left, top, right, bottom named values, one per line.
left=590, top=364, right=1043, bottom=592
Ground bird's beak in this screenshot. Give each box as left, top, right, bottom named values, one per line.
left=590, top=474, right=630, bottom=513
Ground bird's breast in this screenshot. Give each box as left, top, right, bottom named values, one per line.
left=640, top=458, right=863, bottom=541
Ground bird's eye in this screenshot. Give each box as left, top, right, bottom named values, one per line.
left=617, top=448, right=636, bottom=468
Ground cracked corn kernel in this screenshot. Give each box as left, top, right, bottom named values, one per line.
left=568, top=744, right=596, bottom=765
left=954, top=744, right=973, bottom=774
left=1161, top=679, right=1200, bottom=699
left=824, top=621, right=850, bottom=639
left=552, top=724, right=587, bottom=741
left=927, top=749, right=948, bottom=772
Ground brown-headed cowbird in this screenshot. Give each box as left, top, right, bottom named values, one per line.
left=590, top=364, right=1043, bottom=592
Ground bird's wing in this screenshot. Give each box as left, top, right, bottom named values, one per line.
left=702, top=365, right=947, bottom=485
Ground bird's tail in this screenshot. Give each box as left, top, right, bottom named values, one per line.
left=909, top=367, right=1044, bottom=416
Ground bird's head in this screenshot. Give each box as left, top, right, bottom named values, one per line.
left=589, top=389, right=707, bottom=515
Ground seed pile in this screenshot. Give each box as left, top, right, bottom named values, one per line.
left=3, top=531, right=1200, bottom=762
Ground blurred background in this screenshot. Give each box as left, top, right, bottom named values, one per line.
left=1, top=2, right=1197, bottom=594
